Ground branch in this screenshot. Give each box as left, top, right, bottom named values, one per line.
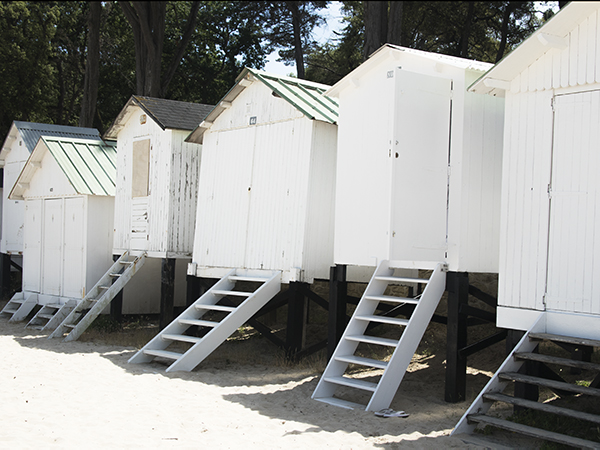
left=160, top=1, right=200, bottom=96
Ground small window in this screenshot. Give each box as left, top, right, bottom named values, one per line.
left=132, top=139, right=150, bottom=197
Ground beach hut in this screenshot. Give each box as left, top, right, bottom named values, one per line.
left=312, top=45, right=506, bottom=411
left=103, top=96, right=213, bottom=325
left=128, top=68, right=339, bottom=372
left=0, top=136, right=121, bottom=332
left=454, top=3, right=600, bottom=446
left=0, top=122, right=101, bottom=300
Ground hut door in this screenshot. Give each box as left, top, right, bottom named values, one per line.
left=62, top=197, right=85, bottom=298
left=23, top=199, right=42, bottom=293
left=131, top=138, right=150, bottom=250
left=390, top=69, right=452, bottom=263
left=41, top=198, right=63, bottom=296
left=546, top=90, right=600, bottom=314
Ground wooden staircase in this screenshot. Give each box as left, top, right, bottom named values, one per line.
left=48, top=251, right=146, bottom=341
left=1, top=292, right=37, bottom=322
left=312, top=260, right=447, bottom=411
left=453, top=312, right=600, bottom=449
left=27, top=299, right=77, bottom=331
left=128, top=268, right=281, bottom=372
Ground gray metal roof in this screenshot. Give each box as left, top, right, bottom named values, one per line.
left=10, top=137, right=117, bottom=200
left=12, top=121, right=101, bottom=153
left=104, top=96, right=214, bottom=139
left=186, top=68, right=339, bottom=144
left=1, top=121, right=101, bottom=163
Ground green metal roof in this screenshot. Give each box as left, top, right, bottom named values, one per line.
left=10, top=136, right=117, bottom=200
left=186, top=68, right=339, bottom=143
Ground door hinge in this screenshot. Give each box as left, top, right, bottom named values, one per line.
left=547, top=184, right=552, bottom=199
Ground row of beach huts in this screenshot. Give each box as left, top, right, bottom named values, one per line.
left=1, top=2, right=600, bottom=445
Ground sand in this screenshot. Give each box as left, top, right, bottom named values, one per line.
left=0, top=315, right=532, bottom=450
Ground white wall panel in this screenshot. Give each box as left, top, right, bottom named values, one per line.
left=41, top=198, right=63, bottom=296
left=23, top=199, right=42, bottom=292
left=62, top=197, right=85, bottom=298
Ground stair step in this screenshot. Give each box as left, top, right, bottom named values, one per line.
left=229, top=275, right=270, bottom=282
left=483, top=392, right=600, bottom=425
left=467, top=414, right=600, bottom=449
left=529, top=332, right=600, bottom=349
left=179, top=318, right=219, bottom=328
left=2, top=309, right=18, bottom=314
left=499, top=372, right=600, bottom=397
left=345, top=334, right=399, bottom=347
left=65, top=324, right=76, bottom=329
left=324, top=376, right=378, bottom=392
left=46, top=304, right=62, bottom=309
left=143, top=349, right=182, bottom=360
left=38, top=314, right=54, bottom=320
left=313, top=396, right=366, bottom=410
left=514, top=352, right=600, bottom=372
left=375, top=275, right=429, bottom=284
left=212, top=289, right=252, bottom=297
left=355, top=315, right=409, bottom=326
left=335, top=355, right=388, bottom=370
left=109, top=273, right=121, bottom=278
left=161, top=334, right=203, bottom=344
left=99, top=286, right=110, bottom=290
left=365, top=295, right=419, bottom=304
left=194, top=304, right=236, bottom=313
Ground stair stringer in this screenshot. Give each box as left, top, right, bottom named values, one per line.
left=366, top=262, right=446, bottom=411
left=49, top=251, right=146, bottom=341
left=452, top=313, right=546, bottom=435
left=27, top=299, right=77, bottom=330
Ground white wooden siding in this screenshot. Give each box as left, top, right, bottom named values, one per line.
left=62, top=197, right=86, bottom=298
left=2, top=138, right=30, bottom=253
left=41, top=198, right=63, bottom=296
left=85, top=195, right=114, bottom=295
left=23, top=199, right=42, bottom=292
left=510, top=8, right=600, bottom=94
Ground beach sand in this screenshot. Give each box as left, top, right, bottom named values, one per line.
left=0, top=302, right=534, bottom=449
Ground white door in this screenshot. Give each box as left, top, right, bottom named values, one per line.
left=546, top=90, right=600, bottom=314
left=131, top=138, right=150, bottom=250
left=390, top=69, right=452, bottom=263
left=23, top=199, right=42, bottom=292
left=62, top=197, right=85, bottom=298
left=41, top=198, right=63, bottom=296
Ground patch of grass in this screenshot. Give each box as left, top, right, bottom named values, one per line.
left=87, top=315, right=123, bottom=333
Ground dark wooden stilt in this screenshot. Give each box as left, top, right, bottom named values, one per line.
left=286, top=281, right=308, bottom=360
left=110, top=254, right=123, bottom=323
left=0, top=253, right=11, bottom=300
left=445, top=271, right=469, bottom=403
left=160, top=258, right=176, bottom=330
left=327, top=265, right=347, bottom=360
left=186, top=275, right=202, bottom=308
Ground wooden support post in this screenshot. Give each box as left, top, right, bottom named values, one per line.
left=186, top=275, right=202, bottom=308
left=110, top=254, right=123, bottom=323
left=327, top=265, right=347, bottom=360
left=160, top=258, right=176, bottom=330
left=445, top=271, right=469, bottom=403
left=0, top=253, right=11, bottom=300
left=286, top=281, right=308, bottom=360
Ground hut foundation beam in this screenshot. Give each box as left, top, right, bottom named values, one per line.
left=445, top=271, right=469, bottom=403
left=327, top=264, right=348, bottom=360
left=160, top=258, right=176, bottom=330
left=285, top=281, right=308, bottom=360
left=0, top=253, right=11, bottom=300
left=110, top=254, right=123, bottom=323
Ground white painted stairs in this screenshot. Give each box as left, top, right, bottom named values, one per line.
left=128, top=268, right=281, bottom=372
left=48, top=251, right=146, bottom=341
left=453, top=311, right=600, bottom=449
left=27, top=299, right=77, bottom=331
left=312, top=260, right=447, bottom=411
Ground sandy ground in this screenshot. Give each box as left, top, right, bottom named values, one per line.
left=0, top=320, right=538, bottom=450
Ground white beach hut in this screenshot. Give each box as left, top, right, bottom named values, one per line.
left=455, top=3, right=600, bottom=446
left=0, top=136, right=118, bottom=330
left=103, top=96, right=213, bottom=323
left=312, top=45, right=505, bottom=412
left=0, top=122, right=101, bottom=297
left=128, top=68, right=339, bottom=372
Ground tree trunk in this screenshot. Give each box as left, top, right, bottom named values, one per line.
left=79, top=2, right=101, bottom=128
left=288, top=1, right=305, bottom=79
left=387, top=1, right=403, bottom=46
left=495, top=2, right=516, bottom=63
left=363, top=1, right=388, bottom=60
left=458, top=1, right=474, bottom=58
